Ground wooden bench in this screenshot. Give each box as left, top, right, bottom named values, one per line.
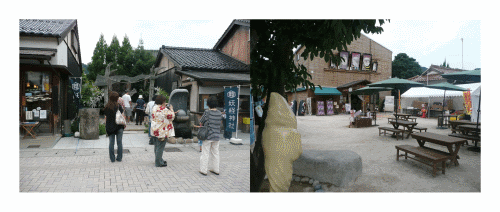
left=413, top=126, right=427, bottom=133
left=407, top=117, right=417, bottom=122
left=388, top=118, right=395, bottom=123
left=448, top=133, right=480, bottom=146
left=395, top=145, right=450, bottom=177
left=379, top=127, right=404, bottom=140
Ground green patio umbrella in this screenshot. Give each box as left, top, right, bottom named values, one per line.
left=352, top=86, right=393, bottom=126
left=442, top=70, right=481, bottom=133
left=426, top=82, right=467, bottom=129
left=442, top=69, right=481, bottom=83
left=367, top=77, right=425, bottom=121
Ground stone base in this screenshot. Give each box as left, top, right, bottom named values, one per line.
left=293, top=150, right=362, bottom=187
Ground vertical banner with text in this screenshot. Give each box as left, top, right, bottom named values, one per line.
left=463, top=89, right=472, bottom=115
left=70, top=77, right=82, bottom=109
left=224, top=86, right=239, bottom=132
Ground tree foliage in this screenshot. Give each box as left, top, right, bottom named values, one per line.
left=250, top=20, right=388, bottom=192
left=391, top=53, right=423, bottom=79
left=86, top=34, right=155, bottom=93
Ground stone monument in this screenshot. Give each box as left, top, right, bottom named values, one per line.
left=79, top=108, right=100, bottom=139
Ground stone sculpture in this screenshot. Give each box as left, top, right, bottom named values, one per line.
left=262, top=92, right=303, bottom=192
left=169, top=89, right=192, bottom=138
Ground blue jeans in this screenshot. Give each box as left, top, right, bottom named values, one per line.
left=109, top=128, right=124, bottom=162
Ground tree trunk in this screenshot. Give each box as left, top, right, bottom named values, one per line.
left=250, top=38, right=291, bottom=192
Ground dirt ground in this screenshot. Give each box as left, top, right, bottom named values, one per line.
left=265, top=112, right=481, bottom=192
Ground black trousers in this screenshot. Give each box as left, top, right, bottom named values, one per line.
left=135, top=109, right=144, bottom=124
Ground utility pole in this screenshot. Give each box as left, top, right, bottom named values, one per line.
left=461, top=38, right=463, bottom=69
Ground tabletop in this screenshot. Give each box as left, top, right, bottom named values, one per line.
left=411, top=132, right=467, bottom=146
left=438, top=114, right=459, bottom=117
left=394, top=113, right=411, bottom=117
left=458, top=125, right=481, bottom=131
left=389, top=120, right=417, bottom=125
left=449, top=120, right=481, bottom=125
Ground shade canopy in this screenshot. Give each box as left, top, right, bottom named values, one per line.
left=401, top=83, right=480, bottom=98
left=426, top=82, right=468, bottom=92
left=367, top=77, right=425, bottom=90
left=352, top=86, right=393, bottom=95
left=442, top=69, right=481, bottom=83
left=314, top=87, right=342, bottom=95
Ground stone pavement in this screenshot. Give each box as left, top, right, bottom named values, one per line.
left=20, top=126, right=250, bottom=192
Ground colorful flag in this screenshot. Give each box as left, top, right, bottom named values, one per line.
left=463, top=89, right=472, bottom=115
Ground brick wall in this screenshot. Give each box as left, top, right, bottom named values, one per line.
left=294, top=34, right=392, bottom=102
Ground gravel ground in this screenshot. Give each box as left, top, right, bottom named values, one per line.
left=293, top=112, right=480, bottom=192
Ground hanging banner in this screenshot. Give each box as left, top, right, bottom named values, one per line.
left=398, top=90, right=401, bottom=111
left=70, top=77, right=82, bottom=109
left=224, top=86, right=239, bottom=132
left=250, top=88, right=255, bottom=145
left=463, top=89, right=472, bottom=115
left=317, top=101, right=325, bottom=116
left=326, top=101, right=334, bottom=115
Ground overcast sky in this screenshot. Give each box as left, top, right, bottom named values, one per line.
left=364, top=20, right=481, bottom=70
left=78, top=19, right=234, bottom=64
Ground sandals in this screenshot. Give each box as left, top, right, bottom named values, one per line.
left=199, top=171, right=207, bottom=176
left=209, top=170, right=219, bottom=175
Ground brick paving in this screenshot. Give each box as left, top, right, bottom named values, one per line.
left=20, top=125, right=250, bottom=193
left=20, top=147, right=249, bottom=192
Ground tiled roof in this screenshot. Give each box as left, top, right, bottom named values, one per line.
left=176, top=70, right=250, bottom=83
left=337, top=79, right=371, bottom=89
left=161, top=46, right=249, bottom=72
left=408, top=65, right=469, bottom=82
left=19, top=19, right=76, bottom=38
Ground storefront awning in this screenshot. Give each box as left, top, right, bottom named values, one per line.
left=314, top=87, right=342, bottom=95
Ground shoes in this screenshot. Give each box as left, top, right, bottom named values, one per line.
left=209, top=170, right=219, bottom=175
left=149, top=142, right=154, bottom=145
left=117, top=159, right=122, bottom=162
left=136, top=123, right=138, bottom=125
left=199, top=171, right=207, bottom=176
left=111, top=160, right=115, bottom=163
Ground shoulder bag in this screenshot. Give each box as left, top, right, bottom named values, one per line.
left=115, top=106, right=127, bottom=125
left=197, top=111, right=209, bottom=141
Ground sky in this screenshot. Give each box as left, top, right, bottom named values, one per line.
left=78, top=19, right=235, bottom=64
left=364, top=20, right=481, bottom=70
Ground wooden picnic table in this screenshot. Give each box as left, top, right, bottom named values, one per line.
left=389, top=120, right=418, bottom=139
left=411, top=132, right=467, bottom=166
left=393, top=113, right=411, bottom=121
left=437, top=114, right=459, bottom=128
left=20, top=122, right=39, bottom=139
left=449, top=120, right=481, bottom=133
left=458, top=125, right=481, bottom=135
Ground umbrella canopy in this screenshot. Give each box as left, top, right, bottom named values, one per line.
left=441, top=69, right=481, bottom=83
left=352, top=86, right=393, bottom=95
left=426, top=82, right=468, bottom=92
left=368, top=78, right=425, bottom=120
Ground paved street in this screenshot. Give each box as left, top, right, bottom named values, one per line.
left=19, top=127, right=250, bottom=192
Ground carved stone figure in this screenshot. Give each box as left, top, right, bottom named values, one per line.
left=169, top=89, right=192, bottom=138
left=262, top=92, right=303, bottom=192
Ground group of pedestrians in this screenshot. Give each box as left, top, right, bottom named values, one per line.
left=104, top=91, right=223, bottom=176
left=117, top=91, right=147, bottom=125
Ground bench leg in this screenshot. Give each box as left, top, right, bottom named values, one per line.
left=442, top=161, right=445, bottom=174
left=432, top=163, right=437, bottom=177
left=405, top=152, right=407, bottom=160
left=396, top=149, right=400, bottom=161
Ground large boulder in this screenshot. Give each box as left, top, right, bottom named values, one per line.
left=293, top=150, right=362, bottom=187
left=79, top=108, right=100, bottom=140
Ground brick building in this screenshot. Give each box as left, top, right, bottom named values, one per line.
left=287, top=34, right=392, bottom=114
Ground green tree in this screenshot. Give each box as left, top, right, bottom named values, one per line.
left=441, top=58, right=450, bottom=68
left=130, top=38, right=155, bottom=96
left=391, top=53, right=423, bottom=79
left=106, top=35, right=121, bottom=72
left=87, top=34, right=108, bottom=82
left=250, top=20, right=388, bottom=191
left=118, top=34, right=134, bottom=76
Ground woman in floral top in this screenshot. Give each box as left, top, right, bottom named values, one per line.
left=150, top=95, right=176, bottom=167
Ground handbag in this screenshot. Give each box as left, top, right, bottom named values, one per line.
left=115, top=106, right=126, bottom=125
left=197, top=111, right=209, bottom=140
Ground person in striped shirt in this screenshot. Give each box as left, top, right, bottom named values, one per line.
left=198, top=96, right=222, bottom=176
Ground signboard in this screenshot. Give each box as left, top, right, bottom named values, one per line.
left=224, top=86, right=239, bottom=132
left=69, top=77, right=82, bottom=109
left=463, top=89, right=472, bottom=115
left=339, top=51, right=349, bottom=70
left=326, top=101, right=334, bottom=115
left=345, top=103, right=351, bottom=112
left=385, top=96, right=394, bottom=112
left=306, top=98, right=312, bottom=115
left=362, top=54, right=372, bottom=71
left=317, top=101, right=325, bottom=116
left=350, top=52, right=361, bottom=70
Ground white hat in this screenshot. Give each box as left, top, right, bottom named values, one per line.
left=138, top=95, right=143, bottom=99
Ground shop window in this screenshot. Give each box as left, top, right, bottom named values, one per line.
left=23, top=71, right=52, bottom=121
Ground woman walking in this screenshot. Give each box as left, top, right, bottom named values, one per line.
left=150, top=95, right=176, bottom=167
left=199, top=96, right=222, bottom=175
left=104, top=91, right=125, bottom=162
